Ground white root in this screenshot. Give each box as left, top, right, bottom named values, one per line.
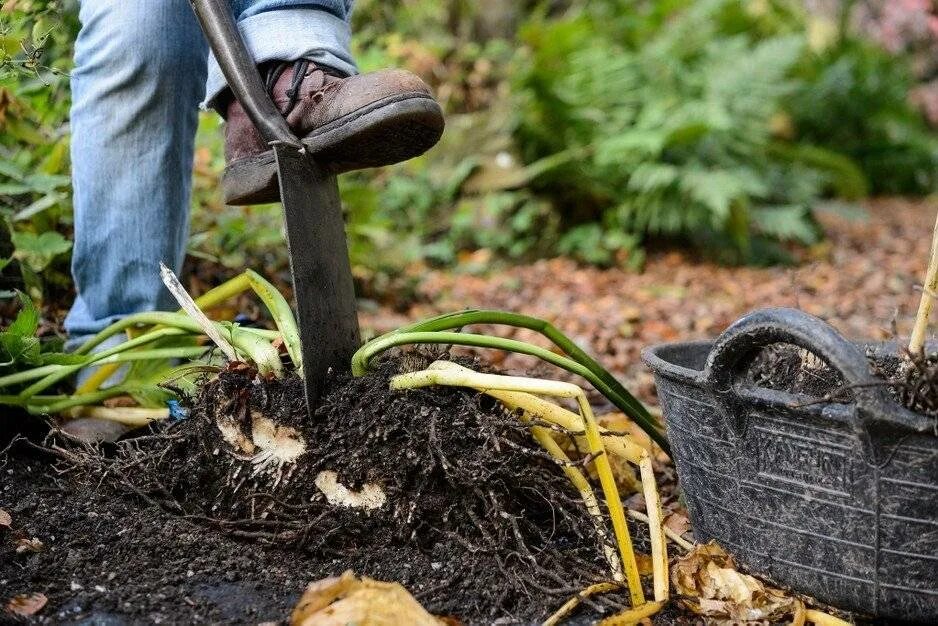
left=315, top=471, right=387, bottom=511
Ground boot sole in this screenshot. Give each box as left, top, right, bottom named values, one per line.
left=222, top=93, right=444, bottom=205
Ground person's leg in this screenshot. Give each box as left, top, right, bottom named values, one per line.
left=65, top=0, right=208, bottom=347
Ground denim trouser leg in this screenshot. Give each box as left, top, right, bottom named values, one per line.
left=65, top=0, right=207, bottom=347
left=65, top=0, right=355, bottom=347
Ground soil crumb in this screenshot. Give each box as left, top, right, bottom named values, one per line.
left=1, top=358, right=651, bottom=624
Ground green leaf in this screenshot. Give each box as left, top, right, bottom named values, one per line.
left=0, top=292, right=42, bottom=368
left=628, top=163, right=679, bottom=192
left=40, top=352, right=87, bottom=366
left=11, top=230, right=72, bottom=272
left=8, top=291, right=39, bottom=338
left=0, top=333, right=41, bottom=367
left=751, top=205, right=820, bottom=245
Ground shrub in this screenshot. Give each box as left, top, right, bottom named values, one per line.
left=513, top=0, right=827, bottom=264
left=790, top=38, right=938, bottom=195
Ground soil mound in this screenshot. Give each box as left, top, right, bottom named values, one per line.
left=2, top=359, right=637, bottom=624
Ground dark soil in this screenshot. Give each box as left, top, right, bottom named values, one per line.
left=748, top=341, right=938, bottom=422
left=748, top=343, right=848, bottom=400
left=1, top=358, right=662, bottom=625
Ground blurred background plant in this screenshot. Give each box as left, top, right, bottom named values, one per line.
left=1, top=0, right=936, bottom=312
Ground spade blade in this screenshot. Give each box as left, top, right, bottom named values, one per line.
left=274, top=143, right=360, bottom=411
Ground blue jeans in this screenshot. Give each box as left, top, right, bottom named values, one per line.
left=65, top=0, right=356, bottom=346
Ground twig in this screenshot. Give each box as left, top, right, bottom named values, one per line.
left=159, top=262, right=237, bottom=361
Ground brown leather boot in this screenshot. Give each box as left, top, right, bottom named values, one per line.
left=222, top=60, right=444, bottom=205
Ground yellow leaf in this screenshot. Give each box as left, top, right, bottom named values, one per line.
left=291, top=571, right=444, bottom=626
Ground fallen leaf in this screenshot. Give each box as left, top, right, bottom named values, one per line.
left=291, top=571, right=443, bottom=626
left=6, top=592, right=47, bottom=616
left=672, top=542, right=796, bottom=621
left=0, top=508, right=10, bottom=528
left=15, top=537, right=43, bottom=554
left=597, top=412, right=653, bottom=453
left=663, top=512, right=690, bottom=537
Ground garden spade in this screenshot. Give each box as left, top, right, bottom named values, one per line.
left=189, top=0, right=360, bottom=410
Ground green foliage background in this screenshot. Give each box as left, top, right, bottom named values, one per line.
left=1, top=0, right=936, bottom=304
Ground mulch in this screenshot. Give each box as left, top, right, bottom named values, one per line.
left=361, top=199, right=938, bottom=407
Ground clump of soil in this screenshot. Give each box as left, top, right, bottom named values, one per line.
left=876, top=349, right=938, bottom=417
left=748, top=342, right=938, bottom=420
left=748, top=344, right=847, bottom=400
left=2, top=357, right=647, bottom=624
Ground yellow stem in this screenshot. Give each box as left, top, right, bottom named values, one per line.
left=575, top=393, right=643, bottom=605
left=529, top=426, right=622, bottom=578
left=75, top=344, right=128, bottom=395
left=542, top=582, right=621, bottom=626
left=805, top=610, right=852, bottom=626
left=791, top=599, right=806, bottom=626
left=192, top=272, right=253, bottom=310
left=70, top=406, right=170, bottom=426
left=639, top=455, right=667, bottom=601
left=910, top=208, right=938, bottom=354
left=596, top=600, right=664, bottom=625
left=627, top=509, right=694, bottom=551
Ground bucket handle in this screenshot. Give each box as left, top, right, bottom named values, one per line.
left=704, top=307, right=932, bottom=461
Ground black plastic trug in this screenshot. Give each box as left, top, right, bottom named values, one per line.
left=643, top=308, right=938, bottom=622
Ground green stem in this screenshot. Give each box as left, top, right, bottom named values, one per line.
left=72, top=312, right=282, bottom=375
left=0, top=394, right=65, bottom=407
left=229, top=325, right=282, bottom=376
left=193, top=272, right=252, bottom=311
left=21, top=328, right=190, bottom=399
left=246, top=269, right=302, bottom=373
left=27, top=385, right=136, bottom=414
left=0, top=364, right=62, bottom=389
left=94, top=346, right=208, bottom=365
left=354, top=310, right=669, bottom=456
left=74, top=312, right=202, bottom=355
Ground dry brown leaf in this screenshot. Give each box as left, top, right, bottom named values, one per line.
left=598, top=412, right=653, bottom=453
left=663, top=512, right=690, bottom=537
left=15, top=537, right=44, bottom=554
left=6, top=592, right=47, bottom=616
left=672, top=542, right=796, bottom=621
left=290, top=571, right=443, bottom=626
left=0, top=508, right=11, bottom=528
